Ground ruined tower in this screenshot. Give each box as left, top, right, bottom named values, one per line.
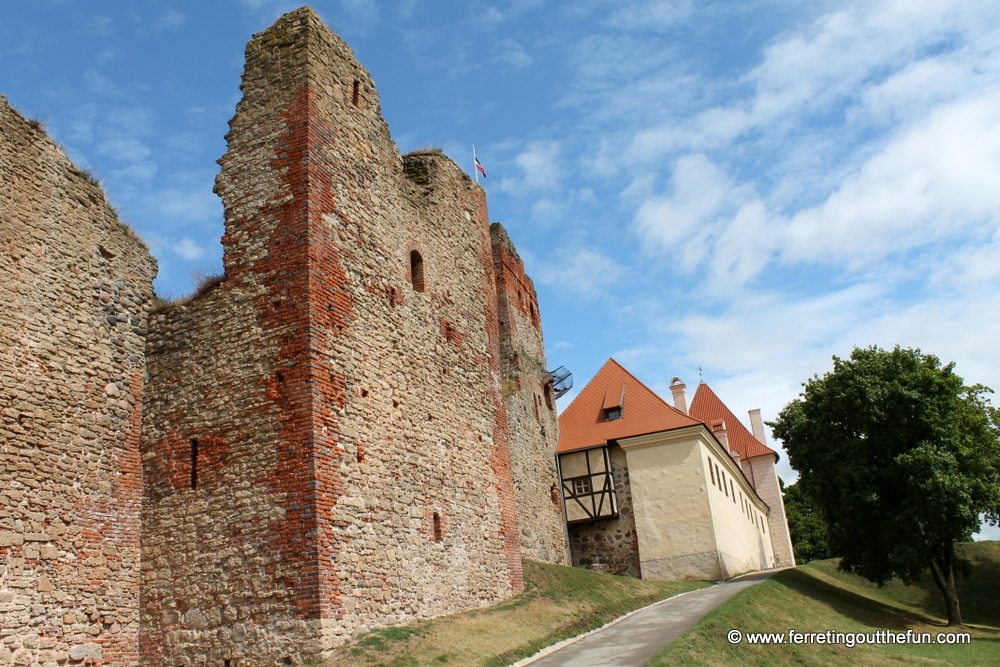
left=138, top=7, right=565, bottom=665
left=0, top=98, right=157, bottom=665
left=491, top=224, right=568, bottom=564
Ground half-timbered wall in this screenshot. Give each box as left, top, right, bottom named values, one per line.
left=559, top=446, right=618, bottom=523
left=563, top=444, right=642, bottom=578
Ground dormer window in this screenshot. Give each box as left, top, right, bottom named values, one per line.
left=602, top=384, right=625, bottom=421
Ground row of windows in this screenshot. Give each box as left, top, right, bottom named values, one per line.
left=708, top=458, right=735, bottom=502
left=709, top=456, right=767, bottom=535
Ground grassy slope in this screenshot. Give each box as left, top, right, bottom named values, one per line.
left=651, top=542, right=1000, bottom=667
left=327, top=559, right=711, bottom=667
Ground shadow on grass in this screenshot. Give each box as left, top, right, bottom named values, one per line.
left=774, top=568, right=947, bottom=629
left=804, top=544, right=1000, bottom=628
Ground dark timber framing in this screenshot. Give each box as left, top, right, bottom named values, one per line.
left=560, top=445, right=618, bottom=524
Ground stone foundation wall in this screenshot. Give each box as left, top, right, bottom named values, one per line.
left=491, top=224, right=568, bottom=565
left=1, top=97, right=157, bottom=667
left=567, top=445, right=641, bottom=578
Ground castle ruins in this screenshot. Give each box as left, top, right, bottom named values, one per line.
left=1, top=7, right=568, bottom=666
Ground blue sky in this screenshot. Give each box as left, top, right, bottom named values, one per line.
left=4, top=0, right=999, bottom=539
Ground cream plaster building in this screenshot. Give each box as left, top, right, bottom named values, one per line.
left=557, top=359, right=794, bottom=581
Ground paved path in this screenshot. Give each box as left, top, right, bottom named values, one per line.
left=520, top=569, right=784, bottom=667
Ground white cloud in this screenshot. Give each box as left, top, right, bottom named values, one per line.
left=634, top=154, right=772, bottom=283
left=172, top=237, right=206, bottom=261
left=340, top=0, right=381, bottom=32
left=782, top=90, right=1000, bottom=268
left=154, top=9, right=186, bottom=31
left=606, top=0, right=695, bottom=30
left=499, top=141, right=562, bottom=193
left=98, top=138, right=151, bottom=163
left=240, top=0, right=301, bottom=19
left=536, top=247, right=624, bottom=299
left=472, top=0, right=544, bottom=26
left=495, top=39, right=532, bottom=69
left=84, top=16, right=114, bottom=36
left=143, top=188, right=221, bottom=224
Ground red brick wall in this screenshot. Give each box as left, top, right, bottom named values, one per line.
left=491, top=224, right=569, bottom=564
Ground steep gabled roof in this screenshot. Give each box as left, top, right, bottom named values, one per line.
left=557, top=359, right=703, bottom=453
left=688, top=383, right=777, bottom=460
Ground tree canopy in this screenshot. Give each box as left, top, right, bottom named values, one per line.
left=781, top=480, right=832, bottom=564
left=770, top=346, right=1000, bottom=625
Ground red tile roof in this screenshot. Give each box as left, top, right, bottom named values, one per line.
left=688, top=383, right=777, bottom=460
left=557, top=359, right=703, bottom=453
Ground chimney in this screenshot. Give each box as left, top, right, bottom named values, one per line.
left=748, top=408, right=766, bottom=444
left=710, top=419, right=729, bottom=450
left=670, top=378, right=688, bottom=415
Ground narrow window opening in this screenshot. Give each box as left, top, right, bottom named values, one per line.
left=730, top=480, right=735, bottom=501
left=723, top=472, right=728, bottom=496
left=710, top=462, right=716, bottom=486
left=224, top=660, right=232, bottom=667
left=190, top=438, right=199, bottom=490
left=543, top=383, right=554, bottom=410
left=276, top=372, right=285, bottom=383
left=351, top=80, right=361, bottom=107
left=409, top=250, right=425, bottom=292
left=432, top=512, right=443, bottom=541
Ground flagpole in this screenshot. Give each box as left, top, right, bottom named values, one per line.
left=473, top=144, right=478, bottom=184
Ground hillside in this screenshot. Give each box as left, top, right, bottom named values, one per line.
left=651, top=542, right=1000, bottom=666
left=327, top=559, right=710, bottom=667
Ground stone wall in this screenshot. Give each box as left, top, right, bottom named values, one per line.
left=491, top=224, right=568, bottom=565
left=567, top=445, right=641, bottom=578
left=139, top=8, right=530, bottom=665
left=1, top=97, right=157, bottom=666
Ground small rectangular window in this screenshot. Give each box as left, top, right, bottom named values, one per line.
left=190, top=438, right=199, bottom=490
left=573, top=477, right=592, bottom=496
left=432, top=512, right=443, bottom=541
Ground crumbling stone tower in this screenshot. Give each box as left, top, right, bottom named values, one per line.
left=0, top=98, right=157, bottom=666
left=491, top=224, right=567, bottom=564
left=139, top=7, right=565, bottom=665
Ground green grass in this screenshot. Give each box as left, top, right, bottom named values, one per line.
left=328, top=559, right=710, bottom=667
left=650, top=542, right=1000, bottom=667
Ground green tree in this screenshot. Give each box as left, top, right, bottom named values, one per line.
left=770, top=346, right=1000, bottom=626
left=781, top=480, right=832, bottom=563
